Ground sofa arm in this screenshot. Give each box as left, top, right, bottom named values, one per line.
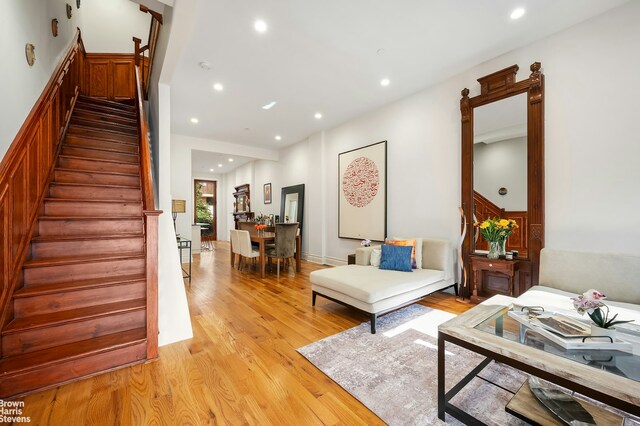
left=355, top=245, right=381, bottom=266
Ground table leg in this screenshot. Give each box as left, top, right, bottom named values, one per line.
left=259, top=240, right=266, bottom=278
left=438, top=331, right=445, bottom=420
left=295, top=236, right=301, bottom=272
left=230, top=240, right=234, bottom=268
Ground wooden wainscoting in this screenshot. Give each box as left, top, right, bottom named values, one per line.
left=85, top=54, right=137, bottom=100
left=0, top=30, right=86, bottom=332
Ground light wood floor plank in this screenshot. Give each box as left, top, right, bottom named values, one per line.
left=15, top=241, right=471, bottom=424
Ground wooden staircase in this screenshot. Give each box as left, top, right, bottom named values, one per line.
left=0, top=95, right=156, bottom=398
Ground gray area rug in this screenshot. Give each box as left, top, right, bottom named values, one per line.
left=298, top=305, right=638, bottom=425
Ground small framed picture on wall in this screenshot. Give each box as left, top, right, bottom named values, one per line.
left=264, top=183, right=272, bottom=204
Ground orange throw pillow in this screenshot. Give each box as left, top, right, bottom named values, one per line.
left=385, top=239, right=417, bottom=269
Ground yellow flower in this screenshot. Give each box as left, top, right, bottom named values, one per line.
left=498, top=219, right=509, bottom=227
left=480, top=221, right=490, bottom=229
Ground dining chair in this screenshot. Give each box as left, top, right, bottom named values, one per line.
left=230, top=229, right=241, bottom=268
left=266, top=223, right=298, bottom=278
left=237, top=230, right=260, bottom=271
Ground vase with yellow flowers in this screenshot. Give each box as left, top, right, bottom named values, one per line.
left=475, top=218, right=518, bottom=259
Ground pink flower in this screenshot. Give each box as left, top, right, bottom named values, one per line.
left=571, top=289, right=606, bottom=314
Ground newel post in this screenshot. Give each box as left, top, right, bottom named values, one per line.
left=144, top=210, right=161, bottom=360
left=133, top=37, right=142, bottom=66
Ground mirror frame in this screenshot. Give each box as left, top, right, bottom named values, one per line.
left=460, top=62, right=544, bottom=299
left=280, top=184, right=305, bottom=236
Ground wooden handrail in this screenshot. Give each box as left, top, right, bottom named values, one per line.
left=0, top=29, right=84, bottom=341
left=134, top=64, right=161, bottom=360
left=133, top=7, right=163, bottom=99
left=134, top=66, right=156, bottom=212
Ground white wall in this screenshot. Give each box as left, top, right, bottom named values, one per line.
left=217, top=1, right=640, bottom=265
left=474, top=137, right=527, bottom=211
left=80, top=0, right=150, bottom=53
left=0, top=0, right=84, bottom=158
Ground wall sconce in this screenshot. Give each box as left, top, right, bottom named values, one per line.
left=171, top=199, right=186, bottom=232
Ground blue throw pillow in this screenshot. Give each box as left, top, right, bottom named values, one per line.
left=379, top=244, right=413, bottom=272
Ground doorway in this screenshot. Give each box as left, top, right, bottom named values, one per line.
left=194, top=180, right=217, bottom=241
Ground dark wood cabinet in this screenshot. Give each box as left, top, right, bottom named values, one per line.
left=471, top=256, right=520, bottom=302
left=232, top=184, right=254, bottom=229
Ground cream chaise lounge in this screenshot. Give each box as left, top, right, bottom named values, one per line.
left=310, top=238, right=457, bottom=333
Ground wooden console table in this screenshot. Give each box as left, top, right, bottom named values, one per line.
left=471, top=256, right=520, bottom=302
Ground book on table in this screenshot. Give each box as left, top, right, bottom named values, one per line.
left=508, top=310, right=634, bottom=352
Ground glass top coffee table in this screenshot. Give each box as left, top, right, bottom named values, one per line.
left=437, top=296, right=640, bottom=425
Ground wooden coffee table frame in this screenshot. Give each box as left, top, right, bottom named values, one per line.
left=437, top=299, right=640, bottom=425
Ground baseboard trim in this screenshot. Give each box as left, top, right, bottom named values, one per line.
left=302, top=254, right=346, bottom=266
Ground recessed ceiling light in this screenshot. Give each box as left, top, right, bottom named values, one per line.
left=218, top=164, right=223, bottom=167
left=210, top=168, right=214, bottom=172
left=510, top=8, right=525, bottom=20
left=314, top=112, right=323, bottom=119
left=380, top=78, right=390, bottom=87
left=275, top=135, right=282, bottom=141
left=213, top=83, right=224, bottom=91
left=254, top=19, right=267, bottom=33
left=190, top=118, right=199, bottom=124
left=228, top=158, right=234, bottom=162
left=262, top=101, right=277, bottom=110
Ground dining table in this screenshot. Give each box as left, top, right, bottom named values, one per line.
left=230, top=231, right=301, bottom=278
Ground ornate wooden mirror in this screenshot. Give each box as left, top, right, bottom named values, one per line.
left=460, top=62, right=544, bottom=300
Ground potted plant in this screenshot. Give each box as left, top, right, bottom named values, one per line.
left=474, top=218, right=518, bottom=259
left=571, top=289, right=634, bottom=337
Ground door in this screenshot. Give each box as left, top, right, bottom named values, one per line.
left=194, top=180, right=217, bottom=241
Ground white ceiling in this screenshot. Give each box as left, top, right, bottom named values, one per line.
left=170, top=0, right=628, bottom=150
left=190, top=150, right=254, bottom=175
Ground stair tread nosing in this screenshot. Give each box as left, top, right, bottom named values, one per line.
left=49, top=182, right=141, bottom=190
left=14, top=273, right=147, bottom=298
left=0, top=328, right=146, bottom=375
left=23, top=251, right=145, bottom=268
left=69, top=123, right=137, bottom=136
left=54, top=167, right=140, bottom=177
left=62, top=144, right=140, bottom=156
left=77, top=95, right=137, bottom=109
left=71, top=117, right=137, bottom=129
left=38, top=215, right=144, bottom=221
left=32, top=233, right=143, bottom=242
left=58, top=154, right=139, bottom=166
left=65, top=134, right=139, bottom=147
left=44, top=197, right=142, bottom=204
left=3, top=298, right=146, bottom=334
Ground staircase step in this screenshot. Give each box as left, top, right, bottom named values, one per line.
left=14, top=274, right=146, bottom=316
left=70, top=117, right=137, bottom=134
left=72, top=109, right=137, bottom=127
left=66, top=135, right=138, bottom=153
left=77, top=95, right=136, bottom=111
left=54, top=168, right=141, bottom=186
left=31, top=234, right=145, bottom=259
left=62, top=145, right=139, bottom=163
left=2, top=299, right=146, bottom=356
left=0, top=328, right=147, bottom=398
left=44, top=198, right=142, bottom=216
left=74, top=104, right=137, bottom=120
left=49, top=182, right=142, bottom=201
left=67, top=125, right=138, bottom=143
left=38, top=216, right=144, bottom=236
left=23, top=252, right=146, bottom=285
left=58, top=155, right=140, bottom=174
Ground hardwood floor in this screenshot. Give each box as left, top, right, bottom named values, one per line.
left=15, top=241, right=472, bottom=425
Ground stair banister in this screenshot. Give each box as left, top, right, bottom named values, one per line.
left=134, top=65, right=161, bottom=360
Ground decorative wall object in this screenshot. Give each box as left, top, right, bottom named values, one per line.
left=66, top=4, right=72, bottom=19
left=25, top=44, right=36, bottom=67
left=76, top=0, right=81, bottom=9
left=51, top=19, right=59, bottom=37
left=263, top=183, right=272, bottom=204
left=338, top=140, right=387, bottom=241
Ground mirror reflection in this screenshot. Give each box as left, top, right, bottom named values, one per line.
left=473, top=93, right=528, bottom=257
left=284, top=193, right=298, bottom=223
